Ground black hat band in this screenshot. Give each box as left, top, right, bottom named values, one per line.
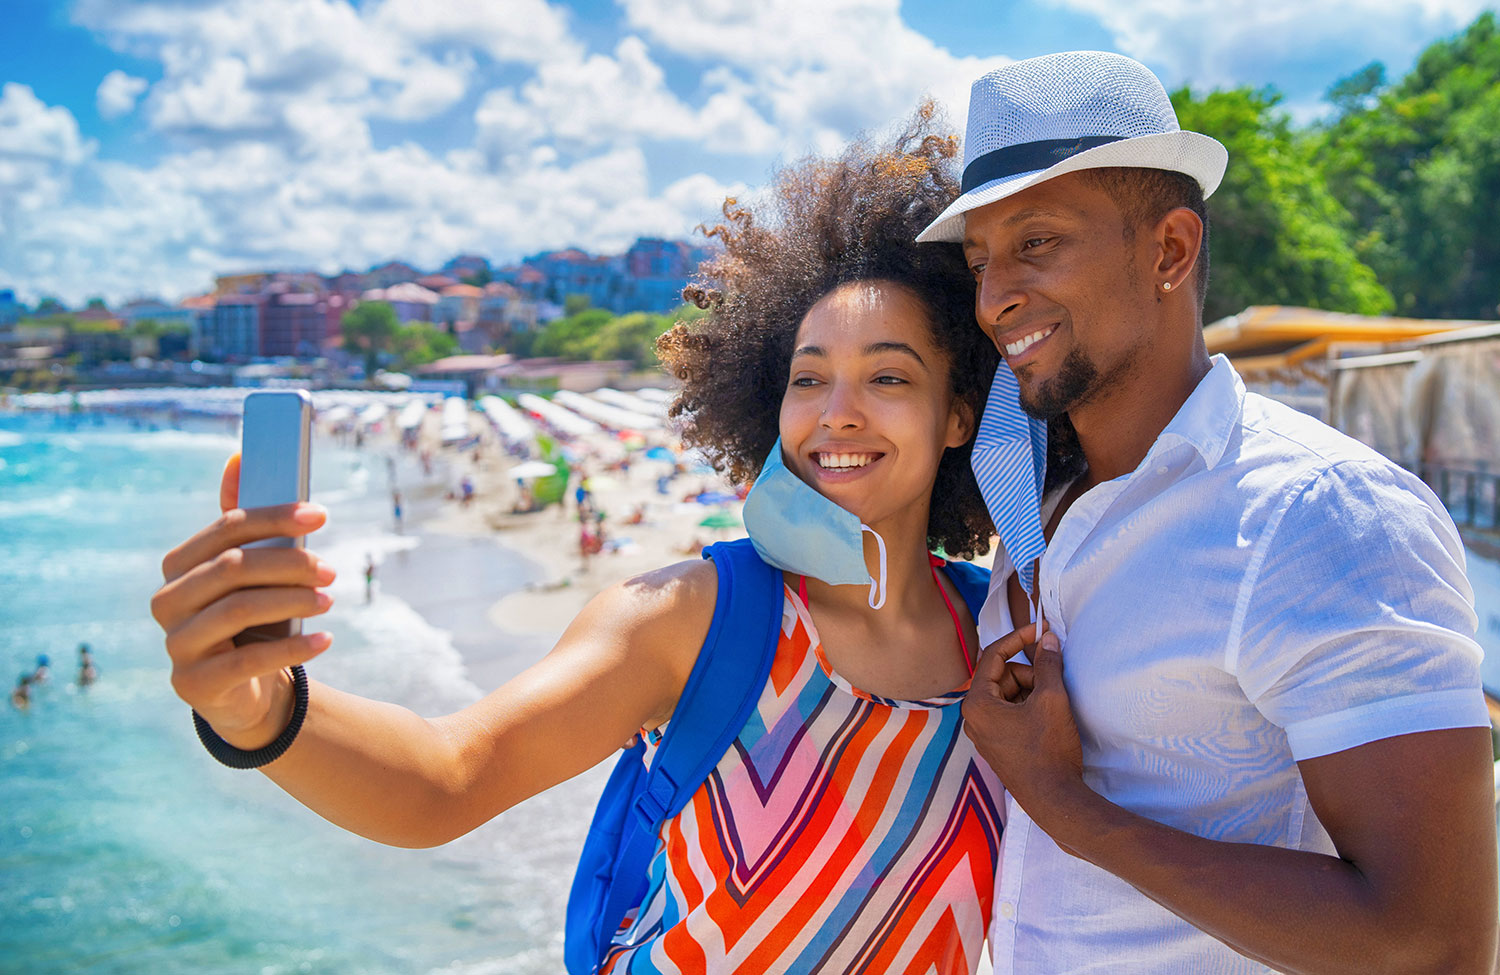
left=960, top=135, right=1125, bottom=194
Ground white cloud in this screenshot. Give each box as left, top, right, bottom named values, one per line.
left=474, top=36, right=780, bottom=160
left=0, top=83, right=94, bottom=166
left=0, top=86, right=742, bottom=303
left=617, top=0, right=1011, bottom=151
left=368, top=0, right=581, bottom=64
left=5, top=0, right=1018, bottom=304
left=1046, top=0, right=1495, bottom=89
left=96, top=70, right=150, bottom=119
left=73, top=0, right=482, bottom=148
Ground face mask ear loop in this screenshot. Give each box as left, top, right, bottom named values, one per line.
left=1026, top=557, right=1041, bottom=627
left=860, top=524, right=888, bottom=610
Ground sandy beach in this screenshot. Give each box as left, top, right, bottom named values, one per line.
left=383, top=400, right=745, bottom=677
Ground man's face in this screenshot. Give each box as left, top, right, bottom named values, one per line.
left=961, top=171, right=1158, bottom=420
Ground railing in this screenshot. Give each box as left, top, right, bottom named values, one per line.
left=1418, top=464, right=1500, bottom=534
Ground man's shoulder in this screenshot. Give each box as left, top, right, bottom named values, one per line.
left=1237, top=391, right=1393, bottom=472
left=1227, top=392, right=1452, bottom=534
left=1229, top=392, right=1460, bottom=552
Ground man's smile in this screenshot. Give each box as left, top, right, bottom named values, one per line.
left=999, top=322, right=1059, bottom=364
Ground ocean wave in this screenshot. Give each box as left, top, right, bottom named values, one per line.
left=0, top=491, right=79, bottom=519
left=0, top=431, right=23, bottom=448
left=311, top=529, right=483, bottom=713
left=74, top=429, right=240, bottom=453
left=318, top=590, right=485, bottom=716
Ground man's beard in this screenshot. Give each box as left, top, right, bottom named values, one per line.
left=1017, top=346, right=1098, bottom=420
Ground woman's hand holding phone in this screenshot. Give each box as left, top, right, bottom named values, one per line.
left=151, top=454, right=337, bottom=750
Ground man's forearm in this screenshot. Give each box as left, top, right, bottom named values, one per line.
left=1038, top=783, right=1493, bottom=975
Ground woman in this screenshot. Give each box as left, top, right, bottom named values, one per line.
left=151, top=108, right=1007, bottom=973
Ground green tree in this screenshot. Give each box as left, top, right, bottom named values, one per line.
left=1172, top=86, right=1393, bottom=322
left=563, top=293, right=593, bottom=316
left=1325, top=62, right=1387, bottom=117
left=392, top=322, right=458, bottom=369
left=34, top=297, right=65, bottom=316
left=582, top=312, right=666, bottom=366
left=1318, top=12, right=1500, bottom=318
left=341, top=301, right=399, bottom=377
left=532, top=307, right=613, bottom=359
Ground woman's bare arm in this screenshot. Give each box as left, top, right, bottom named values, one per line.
left=152, top=454, right=713, bottom=848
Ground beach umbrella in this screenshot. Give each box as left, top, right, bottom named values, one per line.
left=509, top=460, right=558, bottom=480
left=698, top=509, right=741, bottom=531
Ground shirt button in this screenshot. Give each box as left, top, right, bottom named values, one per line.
left=1156, top=465, right=1168, bottom=475
left=1000, top=901, right=1016, bottom=920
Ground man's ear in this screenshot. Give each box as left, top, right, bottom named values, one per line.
left=1155, top=207, right=1203, bottom=294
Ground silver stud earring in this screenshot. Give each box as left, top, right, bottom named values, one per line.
left=1161, top=281, right=1172, bottom=292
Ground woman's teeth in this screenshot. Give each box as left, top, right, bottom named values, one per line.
left=1004, top=325, right=1055, bottom=357
left=817, top=453, right=877, bottom=470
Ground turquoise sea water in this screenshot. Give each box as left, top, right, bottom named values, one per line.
left=0, top=412, right=604, bottom=974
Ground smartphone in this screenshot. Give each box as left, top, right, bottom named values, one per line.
left=233, top=390, right=313, bottom=647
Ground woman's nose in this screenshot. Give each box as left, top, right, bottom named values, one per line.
left=819, top=382, right=864, bottom=430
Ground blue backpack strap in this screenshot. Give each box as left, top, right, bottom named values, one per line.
left=568, top=538, right=782, bottom=972
left=938, top=558, right=991, bottom=619
left=626, top=539, right=781, bottom=827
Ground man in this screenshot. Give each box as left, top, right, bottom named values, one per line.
left=921, top=52, right=1498, bottom=973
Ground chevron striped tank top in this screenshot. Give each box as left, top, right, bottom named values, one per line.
left=600, top=583, right=1003, bottom=974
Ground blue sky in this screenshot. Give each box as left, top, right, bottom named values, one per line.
left=0, top=0, right=1493, bottom=305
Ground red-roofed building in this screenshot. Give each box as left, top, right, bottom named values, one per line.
left=418, top=274, right=458, bottom=291
left=261, top=290, right=349, bottom=357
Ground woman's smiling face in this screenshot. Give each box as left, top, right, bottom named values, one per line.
left=779, top=280, right=971, bottom=531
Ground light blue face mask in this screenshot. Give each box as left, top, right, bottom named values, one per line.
left=741, top=437, right=889, bottom=609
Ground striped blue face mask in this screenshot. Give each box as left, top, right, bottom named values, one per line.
left=741, top=438, right=889, bottom=610
left=970, top=364, right=1048, bottom=611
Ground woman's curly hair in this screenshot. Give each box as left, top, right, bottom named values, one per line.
left=656, top=103, right=1000, bottom=559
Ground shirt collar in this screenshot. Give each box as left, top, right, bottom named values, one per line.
left=1149, top=354, right=1242, bottom=471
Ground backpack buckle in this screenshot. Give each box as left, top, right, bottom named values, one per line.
left=632, top=770, right=678, bottom=828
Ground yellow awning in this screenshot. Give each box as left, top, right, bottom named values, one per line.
left=1203, top=306, right=1482, bottom=361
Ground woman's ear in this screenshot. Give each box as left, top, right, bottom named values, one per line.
left=945, top=397, right=974, bottom=449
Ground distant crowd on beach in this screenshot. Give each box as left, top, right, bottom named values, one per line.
left=10, top=644, right=97, bottom=710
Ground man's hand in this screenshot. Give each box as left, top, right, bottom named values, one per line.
left=962, top=623, right=1086, bottom=813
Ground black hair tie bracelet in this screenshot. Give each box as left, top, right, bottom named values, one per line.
left=192, top=664, right=309, bottom=769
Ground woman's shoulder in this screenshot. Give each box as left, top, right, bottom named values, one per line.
left=571, top=557, right=721, bottom=668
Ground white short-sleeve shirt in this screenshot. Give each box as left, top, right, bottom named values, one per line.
left=977, top=356, right=1488, bottom=974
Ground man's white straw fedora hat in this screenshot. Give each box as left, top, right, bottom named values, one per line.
left=916, top=51, right=1228, bottom=243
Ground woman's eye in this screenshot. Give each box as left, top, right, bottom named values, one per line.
left=873, top=375, right=907, bottom=385
left=790, top=376, right=820, bottom=387
left=968, top=262, right=986, bottom=278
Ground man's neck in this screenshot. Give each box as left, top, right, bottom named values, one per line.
left=1071, top=343, right=1212, bottom=488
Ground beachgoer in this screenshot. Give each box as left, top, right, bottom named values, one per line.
left=77, top=644, right=97, bottom=688
left=931, top=52, right=1497, bottom=973
left=513, top=480, right=535, bottom=514
left=31, top=654, right=50, bottom=684
left=391, top=490, right=403, bottom=534
left=459, top=474, right=474, bottom=507
left=573, top=475, right=592, bottom=519
left=11, top=674, right=30, bottom=710
left=150, top=112, right=1013, bottom=972
left=364, top=555, right=376, bottom=604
